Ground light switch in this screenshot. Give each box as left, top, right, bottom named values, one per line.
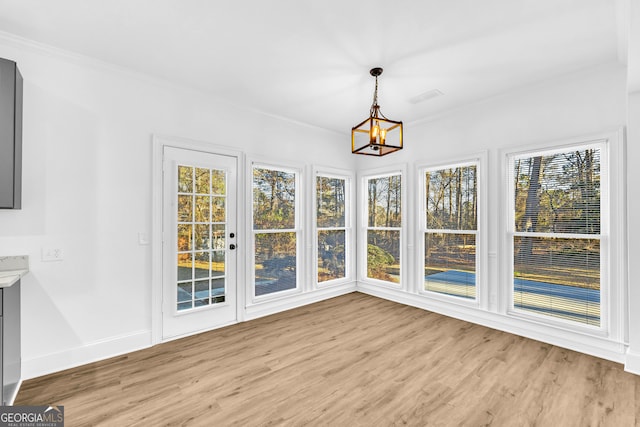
left=138, top=233, right=150, bottom=246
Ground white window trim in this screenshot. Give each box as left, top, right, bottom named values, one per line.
left=417, top=154, right=487, bottom=309
left=501, top=133, right=622, bottom=338
left=313, top=166, right=355, bottom=288
left=248, top=158, right=305, bottom=305
left=358, top=164, right=407, bottom=290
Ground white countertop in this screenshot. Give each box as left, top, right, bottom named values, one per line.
left=0, top=256, right=29, bottom=288
left=0, top=269, right=28, bottom=288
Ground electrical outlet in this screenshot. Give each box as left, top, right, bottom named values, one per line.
left=42, top=247, right=64, bottom=262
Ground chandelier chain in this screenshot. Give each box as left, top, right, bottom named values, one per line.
left=372, top=76, right=378, bottom=107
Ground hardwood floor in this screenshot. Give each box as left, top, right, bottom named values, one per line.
left=16, top=292, right=640, bottom=426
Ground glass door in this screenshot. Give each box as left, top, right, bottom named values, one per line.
left=162, top=146, right=237, bottom=339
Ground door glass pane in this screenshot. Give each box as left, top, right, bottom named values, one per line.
left=255, top=232, right=297, bottom=295
left=195, top=196, right=210, bottom=222
left=194, top=251, right=209, bottom=279
left=318, top=230, right=346, bottom=282
left=194, top=225, right=209, bottom=250
left=178, top=253, right=193, bottom=281
left=211, top=170, right=225, bottom=195
left=176, top=165, right=228, bottom=311
left=177, top=195, right=193, bottom=222
left=212, top=225, right=225, bottom=249
left=194, top=280, right=210, bottom=306
left=212, top=278, right=225, bottom=303
left=367, top=230, right=400, bottom=283
left=177, top=302, right=192, bottom=311
left=178, top=283, right=192, bottom=303
left=212, top=197, right=225, bottom=222
left=178, top=166, right=193, bottom=192
left=177, top=224, right=192, bottom=251
left=211, top=251, right=225, bottom=277
left=195, top=168, right=210, bottom=194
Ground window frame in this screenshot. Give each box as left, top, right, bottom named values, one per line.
left=249, top=160, right=304, bottom=303
left=313, top=166, right=355, bottom=288
left=358, top=165, right=406, bottom=289
left=504, top=139, right=609, bottom=334
left=418, top=157, right=484, bottom=307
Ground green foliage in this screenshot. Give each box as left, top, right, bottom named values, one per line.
left=367, top=244, right=394, bottom=266
left=367, top=244, right=396, bottom=281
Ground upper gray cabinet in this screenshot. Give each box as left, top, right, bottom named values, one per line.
left=0, top=58, right=22, bottom=209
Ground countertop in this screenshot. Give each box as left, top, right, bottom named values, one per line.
left=0, top=256, right=29, bottom=288
left=0, top=270, right=28, bottom=288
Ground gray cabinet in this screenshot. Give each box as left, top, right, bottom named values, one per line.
left=1, top=281, right=21, bottom=405
left=0, top=58, right=23, bottom=209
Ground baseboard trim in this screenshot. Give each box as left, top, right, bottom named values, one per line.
left=7, top=379, right=22, bottom=405
left=357, top=283, right=627, bottom=364
left=624, top=349, right=640, bottom=374
left=22, top=330, right=152, bottom=380
left=245, top=283, right=356, bottom=321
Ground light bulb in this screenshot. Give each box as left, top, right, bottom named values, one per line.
left=370, top=124, right=380, bottom=143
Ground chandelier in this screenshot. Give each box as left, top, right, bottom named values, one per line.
left=351, top=67, right=403, bottom=156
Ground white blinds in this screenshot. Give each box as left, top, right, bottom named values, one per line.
left=512, top=147, right=601, bottom=326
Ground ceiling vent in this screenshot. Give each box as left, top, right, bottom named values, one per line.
left=409, top=89, right=443, bottom=104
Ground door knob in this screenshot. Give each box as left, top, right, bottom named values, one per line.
left=229, top=244, right=236, bottom=250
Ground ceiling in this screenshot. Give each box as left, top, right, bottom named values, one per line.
left=0, top=0, right=626, bottom=134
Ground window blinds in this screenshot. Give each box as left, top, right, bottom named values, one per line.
left=512, top=148, right=601, bottom=326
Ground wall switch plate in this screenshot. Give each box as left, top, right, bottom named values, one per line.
left=138, top=233, right=150, bottom=245
left=42, top=247, right=64, bottom=262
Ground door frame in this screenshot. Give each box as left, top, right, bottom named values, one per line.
left=152, top=135, right=246, bottom=344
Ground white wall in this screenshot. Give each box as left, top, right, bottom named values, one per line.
left=624, top=0, right=640, bottom=374
left=0, top=31, right=634, bottom=380
left=0, top=36, right=354, bottom=379
left=626, top=91, right=640, bottom=374
left=356, top=63, right=630, bottom=364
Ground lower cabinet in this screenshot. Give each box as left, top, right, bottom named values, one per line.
left=1, top=280, right=21, bottom=405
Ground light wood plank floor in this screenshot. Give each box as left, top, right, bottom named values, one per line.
left=16, top=293, right=640, bottom=426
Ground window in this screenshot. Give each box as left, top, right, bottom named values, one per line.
left=252, top=164, right=300, bottom=297
left=509, top=144, right=604, bottom=327
left=365, top=173, right=402, bottom=284
left=423, top=163, right=478, bottom=300
left=316, top=173, right=350, bottom=284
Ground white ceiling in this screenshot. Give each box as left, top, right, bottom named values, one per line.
left=0, top=0, right=625, bottom=134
